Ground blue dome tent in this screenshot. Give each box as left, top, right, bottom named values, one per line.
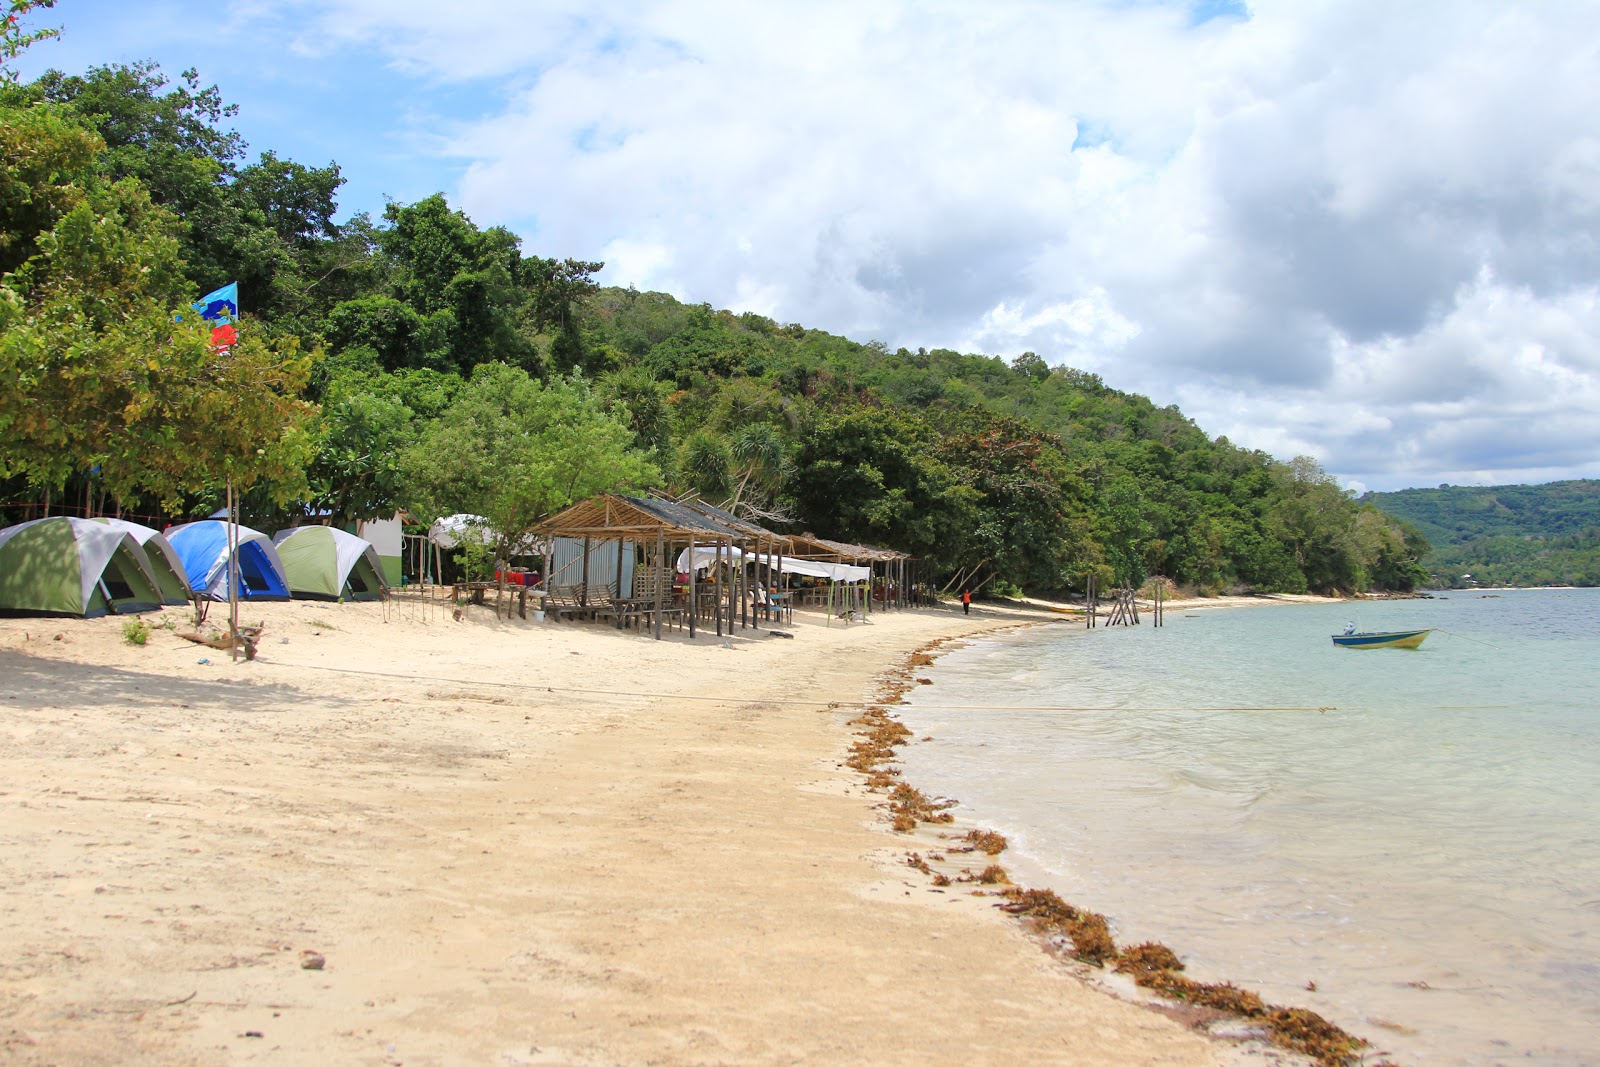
left=166, top=520, right=291, bottom=602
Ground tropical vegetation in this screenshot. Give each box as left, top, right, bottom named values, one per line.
left=1365, top=481, right=1600, bottom=588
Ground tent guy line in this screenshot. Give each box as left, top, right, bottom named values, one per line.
left=251, top=660, right=1506, bottom=712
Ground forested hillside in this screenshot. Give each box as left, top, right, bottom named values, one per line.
left=1364, top=481, right=1600, bottom=587
left=0, top=31, right=1430, bottom=596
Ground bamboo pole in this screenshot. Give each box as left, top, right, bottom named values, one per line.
left=226, top=479, right=238, bottom=663
left=687, top=540, right=698, bottom=639
left=579, top=536, right=591, bottom=607
left=654, top=528, right=665, bottom=641
left=713, top=541, right=724, bottom=637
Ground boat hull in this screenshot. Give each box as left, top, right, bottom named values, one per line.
left=1331, top=628, right=1432, bottom=650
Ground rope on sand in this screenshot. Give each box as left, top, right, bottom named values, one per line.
left=254, top=661, right=1506, bottom=712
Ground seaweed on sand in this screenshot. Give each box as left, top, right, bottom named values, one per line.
left=998, top=887, right=1118, bottom=965
left=964, top=828, right=1008, bottom=855
left=1114, top=941, right=1373, bottom=1066
left=889, top=783, right=956, bottom=831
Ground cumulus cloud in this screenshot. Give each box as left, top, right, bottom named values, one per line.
left=33, top=0, right=1600, bottom=491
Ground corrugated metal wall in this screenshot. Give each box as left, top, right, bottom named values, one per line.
left=549, top=537, right=635, bottom=595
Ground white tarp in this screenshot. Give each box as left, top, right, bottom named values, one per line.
left=674, top=545, right=870, bottom=583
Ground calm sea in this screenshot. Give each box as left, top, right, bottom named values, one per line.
left=896, top=589, right=1600, bottom=1067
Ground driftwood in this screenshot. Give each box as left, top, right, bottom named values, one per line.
left=176, top=625, right=264, bottom=660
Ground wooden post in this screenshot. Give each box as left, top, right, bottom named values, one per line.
left=713, top=541, right=724, bottom=637
left=654, top=528, right=665, bottom=640
left=687, top=540, right=698, bottom=639
left=615, top=537, right=625, bottom=602
left=579, top=536, right=591, bottom=607
left=750, top=538, right=761, bottom=631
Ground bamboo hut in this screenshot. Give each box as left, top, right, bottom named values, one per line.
left=533, top=495, right=758, bottom=639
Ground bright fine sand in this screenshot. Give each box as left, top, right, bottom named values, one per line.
left=0, top=593, right=1271, bottom=1066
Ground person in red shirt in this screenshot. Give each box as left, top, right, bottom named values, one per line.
left=960, top=589, right=972, bottom=615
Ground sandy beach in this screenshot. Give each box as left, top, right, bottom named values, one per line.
left=0, top=592, right=1294, bottom=1066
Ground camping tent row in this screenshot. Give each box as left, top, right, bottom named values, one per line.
left=0, top=516, right=387, bottom=618
left=165, top=521, right=386, bottom=603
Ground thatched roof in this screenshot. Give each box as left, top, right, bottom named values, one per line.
left=673, top=497, right=791, bottom=544
left=787, top=533, right=909, bottom=562
left=535, top=494, right=750, bottom=541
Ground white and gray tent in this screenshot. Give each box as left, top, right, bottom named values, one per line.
left=91, top=518, right=192, bottom=605
left=272, top=526, right=388, bottom=601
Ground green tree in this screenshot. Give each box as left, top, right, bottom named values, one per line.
left=0, top=98, right=317, bottom=509
left=380, top=193, right=534, bottom=373
left=400, top=363, right=657, bottom=566
left=302, top=391, right=413, bottom=525
left=788, top=409, right=979, bottom=568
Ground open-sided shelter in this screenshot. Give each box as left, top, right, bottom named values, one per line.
left=166, top=520, right=291, bottom=602
left=534, top=494, right=758, bottom=639
left=787, top=533, right=917, bottom=612
left=0, top=516, right=164, bottom=617
left=272, top=526, right=388, bottom=601
left=91, top=518, right=192, bottom=605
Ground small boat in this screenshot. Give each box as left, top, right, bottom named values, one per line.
left=1331, top=628, right=1433, bottom=650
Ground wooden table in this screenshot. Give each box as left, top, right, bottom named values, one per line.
left=612, top=597, right=687, bottom=633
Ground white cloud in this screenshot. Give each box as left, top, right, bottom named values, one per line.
left=31, top=0, right=1600, bottom=491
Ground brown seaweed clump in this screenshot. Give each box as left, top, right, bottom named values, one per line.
left=964, top=828, right=1008, bottom=855
left=846, top=707, right=912, bottom=785
left=1114, top=941, right=1371, bottom=1066
left=998, top=887, right=1118, bottom=965
left=889, top=783, right=956, bottom=831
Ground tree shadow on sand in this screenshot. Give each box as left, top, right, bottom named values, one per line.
left=0, top=649, right=363, bottom=715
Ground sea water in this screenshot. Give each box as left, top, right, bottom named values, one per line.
left=895, top=589, right=1600, bottom=1067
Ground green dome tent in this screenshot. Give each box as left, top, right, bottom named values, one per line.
left=91, top=518, right=192, bottom=606
left=271, top=526, right=388, bottom=601
left=0, top=517, right=164, bottom=617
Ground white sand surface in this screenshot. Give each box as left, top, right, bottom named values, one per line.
left=0, top=592, right=1265, bottom=1066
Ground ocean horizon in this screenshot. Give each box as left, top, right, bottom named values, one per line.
left=896, top=588, right=1600, bottom=1067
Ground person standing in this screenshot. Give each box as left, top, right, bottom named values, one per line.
left=961, top=589, right=972, bottom=615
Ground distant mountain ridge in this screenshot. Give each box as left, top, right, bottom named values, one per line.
left=1362, top=480, right=1600, bottom=586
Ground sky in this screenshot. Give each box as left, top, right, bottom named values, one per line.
left=12, top=0, right=1600, bottom=494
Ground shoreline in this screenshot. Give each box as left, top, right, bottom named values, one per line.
left=0, top=594, right=1258, bottom=1065
left=869, top=611, right=1364, bottom=1067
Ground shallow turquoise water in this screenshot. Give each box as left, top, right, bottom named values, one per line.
left=896, top=589, right=1600, bottom=1067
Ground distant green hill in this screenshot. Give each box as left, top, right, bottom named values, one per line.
left=1362, top=480, right=1600, bottom=587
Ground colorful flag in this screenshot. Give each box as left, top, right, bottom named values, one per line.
left=194, top=282, right=238, bottom=322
